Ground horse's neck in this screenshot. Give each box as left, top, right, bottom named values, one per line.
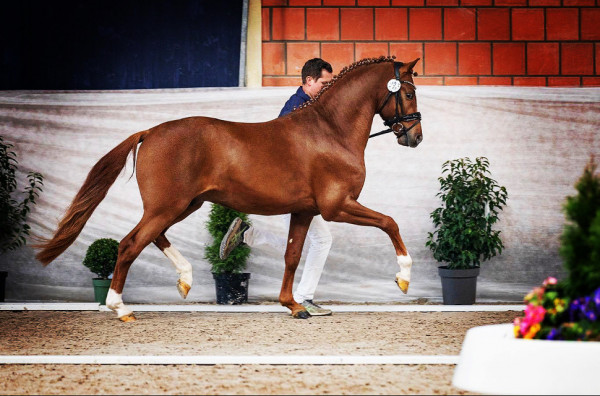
left=316, top=64, right=389, bottom=150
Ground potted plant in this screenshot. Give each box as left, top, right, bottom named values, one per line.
left=83, top=238, right=119, bottom=305
left=426, top=157, right=508, bottom=304
left=0, top=136, right=43, bottom=302
left=514, top=156, right=600, bottom=340
left=204, top=203, right=251, bottom=304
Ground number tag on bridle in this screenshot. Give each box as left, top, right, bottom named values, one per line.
left=387, top=79, right=401, bottom=93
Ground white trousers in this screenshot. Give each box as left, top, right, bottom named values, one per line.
left=243, top=214, right=332, bottom=304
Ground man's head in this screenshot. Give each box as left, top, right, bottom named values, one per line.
left=301, top=58, right=333, bottom=99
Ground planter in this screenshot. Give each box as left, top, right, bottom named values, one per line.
left=92, top=278, right=112, bottom=305
left=0, top=271, right=7, bottom=302
left=453, top=324, right=600, bottom=394
left=438, top=266, right=480, bottom=305
left=212, top=272, right=250, bottom=305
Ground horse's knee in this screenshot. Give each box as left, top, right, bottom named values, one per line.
left=381, top=215, right=399, bottom=234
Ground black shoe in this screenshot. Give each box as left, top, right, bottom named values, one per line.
left=219, top=217, right=250, bottom=260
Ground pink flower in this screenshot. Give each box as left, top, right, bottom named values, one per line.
left=543, top=277, right=558, bottom=286
left=524, top=304, right=546, bottom=325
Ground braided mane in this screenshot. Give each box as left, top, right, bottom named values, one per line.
left=293, top=55, right=397, bottom=112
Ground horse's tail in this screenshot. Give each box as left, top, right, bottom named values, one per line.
left=34, top=130, right=149, bottom=266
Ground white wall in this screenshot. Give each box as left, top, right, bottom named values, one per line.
left=1, top=86, right=598, bottom=303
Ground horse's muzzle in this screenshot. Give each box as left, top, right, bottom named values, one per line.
left=396, top=131, right=423, bottom=148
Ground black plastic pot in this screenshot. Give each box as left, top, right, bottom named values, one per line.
left=438, top=266, right=480, bottom=305
left=212, top=272, right=250, bottom=304
left=0, top=271, right=7, bottom=302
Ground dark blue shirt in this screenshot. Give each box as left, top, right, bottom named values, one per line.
left=278, top=86, right=311, bottom=118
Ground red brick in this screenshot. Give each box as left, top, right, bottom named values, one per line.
left=390, top=42, right=424, bottom=74
left=445, top=76, right=478, bottom=85
left=272, top=8, right=305, bottom=40
left=321, top=43, right=355, bottom=74
left=512, top=9, right=544, bottom=41
left=307, top=8, right=340, bottom=40
left=262, top=8, right=271, bottom=41
left=581, top=9, right=600, bottom=40
left=528, top=0, right=559, bottom=5
left=263, top=0, right=287, bottom=5
left=263, top=76, right=302, bottom=86
left=527, top=43, right=559, bottom=75
left=287, top=43, right=320, bottom=75
left=375, top=8, right=408, bottom=40
left=425, top=42, right=457, bottom=75
left=546, top=9, right=579, bottom=41
left=341, top=8, right=374, bottom=40
left=548, top=77, right=581, bottom=86
left=564, top=0, right=595, bottom=5
left=597, top=43, right=600, bottom=75
left=427, top=0, right=458, bottom=5
left=409, top=8, right=442, bottom=40
left=479, top=77, right=512, bottom=85
left=323, top=0, right=356, bottom=6
left=262, top=43, right=286, bottom=75
left=583, top=77, right=600, bottom=86
left=460, top=0, right=491, bottom=5
left=358, top=0, right=390, bottom=4
left=416, top=76, right=444, bottom=85
left=478, top=8, right=509, bottom=40
left=289, top=0, right=322, bottom=5
left=392, top=0, right=424, bottom=4
left=493, top=43, right=525, bottom=75
left=444, top=8, right=476, bottom=41
left=561, top=43, right=594, bottom=76
left=458, top=43, right=491, bottom=75
left=514, top=77, right=546, bottom=86
left=356, top=42, right=389, bottom=59
left=495, top=0, right=526, bottom=5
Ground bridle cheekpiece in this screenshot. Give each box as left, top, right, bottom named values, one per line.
left=370, top=62, right=421, bottom=140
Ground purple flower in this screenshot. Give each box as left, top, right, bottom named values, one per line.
left=545, top=328, right=560, bottom=340
left=593, top=287, right=600, bottom=306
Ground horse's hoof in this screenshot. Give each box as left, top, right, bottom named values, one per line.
left=177, top=279, right=191, bottom=299
left=119, top=313, right=137, bottom=323
left=395, top=277, right=409, bottom=294
left=293, top=310, right=311, bottom=319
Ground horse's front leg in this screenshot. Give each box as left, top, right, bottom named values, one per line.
left=322, top=198, right=412, bottom=293
left=280, top=212, right=314, bottom=319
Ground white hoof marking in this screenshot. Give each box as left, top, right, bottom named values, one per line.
left=396, top=253, right=413, bottom=282
left=163, top=246, right=193, bottom=288
left=106, top=289, right=133, bottom=318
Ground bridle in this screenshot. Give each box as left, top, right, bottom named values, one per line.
left=370, top=62, right=421, bottom=141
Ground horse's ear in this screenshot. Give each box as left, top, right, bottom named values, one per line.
left=406, top=58, right=420, bottom=72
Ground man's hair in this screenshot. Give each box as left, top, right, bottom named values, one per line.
left=301, top=58, right=333, bottom=84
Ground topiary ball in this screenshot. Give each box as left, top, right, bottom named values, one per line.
left=83, top=238, right=119, bottom=279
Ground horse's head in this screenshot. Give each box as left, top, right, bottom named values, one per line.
left=377, top=58, right=422, bottom=148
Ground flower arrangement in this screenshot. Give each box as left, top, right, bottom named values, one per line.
left=514, top=157, right=600, bottom=341
left=514, top=276, right=600, bottom=341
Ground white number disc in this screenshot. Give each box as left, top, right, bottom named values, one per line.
left=387, top=79, right=401, bottom=92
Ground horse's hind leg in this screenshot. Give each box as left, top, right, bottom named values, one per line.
left=153, top=198, right=204, bottom=299
left=279, top=212, right=313, bottom=319
left=106, top=209, right=185, bottom=322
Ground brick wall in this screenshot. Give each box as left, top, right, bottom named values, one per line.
left=261, top=0, right=600, bottom=86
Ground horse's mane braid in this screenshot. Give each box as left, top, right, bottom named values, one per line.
left=294, top=55, right=396, bottom=112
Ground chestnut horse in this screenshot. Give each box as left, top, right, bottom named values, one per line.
left=35, top=56, right=423, bottom=321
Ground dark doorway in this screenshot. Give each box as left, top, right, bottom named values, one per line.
left=0, top=0, right=243, bottom=89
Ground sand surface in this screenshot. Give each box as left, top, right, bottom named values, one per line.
left=0, top=310, right=518, bottom=394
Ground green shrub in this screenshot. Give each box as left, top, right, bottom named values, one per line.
left=426, top=157, right=508, bottom=269
left=204, top=204, right=251, bottom=274
left=560, top=156, right=600, bottom=298
left=0, top=136, right=43, bottom=253
left=83, top=238, right=119, bottom=279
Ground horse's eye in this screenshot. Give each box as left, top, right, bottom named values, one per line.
left=406, top=93, right=414, bottom=100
